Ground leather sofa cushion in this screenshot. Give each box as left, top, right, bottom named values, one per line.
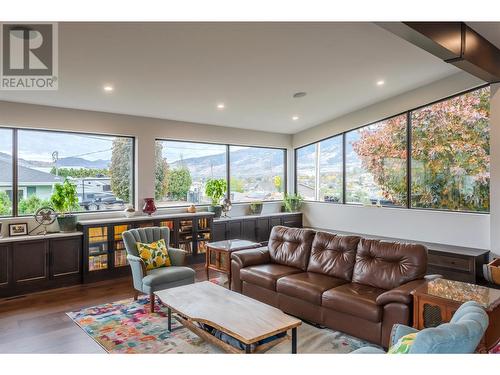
left=268, top=226, right=316, bottom=271
left=352, top=239, right=427, bottom=290
left=277, top=272, right=348, bottom=305
left=322, top=283, right=386, bottom=322
left=308, top=232, right=360, bottom=280
left=240, top=264, right=302, bottom=291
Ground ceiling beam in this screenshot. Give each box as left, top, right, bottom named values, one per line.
left=377, top=22, right=500, bottom=83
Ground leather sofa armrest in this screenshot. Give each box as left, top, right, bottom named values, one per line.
left=231, top=247, right=271, bottom=268
left=230, top=247, right=270, bottom=293
left=376, top=279, right=428, bottom=306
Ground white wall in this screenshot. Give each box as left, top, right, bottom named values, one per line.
left=0, top=101, right=293, bottom=236
left=293, top=72, right=493, bottom=250
left=489, top=83, right=500, bottom=256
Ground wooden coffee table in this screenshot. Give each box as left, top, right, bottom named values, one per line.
left=155, top=281, right=302, bottom=353
left=206, top=239, right=261, bottom=289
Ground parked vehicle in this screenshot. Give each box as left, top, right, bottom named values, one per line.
left=80, top=192, right=124, bottom=210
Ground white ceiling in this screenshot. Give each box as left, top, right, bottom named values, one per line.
left=0, top=22, right=459, bottom=134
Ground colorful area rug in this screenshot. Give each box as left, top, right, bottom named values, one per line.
left=67, top=294, right=378, bottom=354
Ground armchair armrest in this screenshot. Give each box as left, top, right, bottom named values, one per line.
left=127, top=254, right=147, bottom=291
left=168, top=247, right=188, bottom=266
left=231, top=247, right=270, bottom=268
left=376, top=279, right=428, bottom=306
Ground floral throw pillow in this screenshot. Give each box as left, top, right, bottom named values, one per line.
left=387, top=333, right=417, bottom=354
left=137, top=238, right=171, bottom=271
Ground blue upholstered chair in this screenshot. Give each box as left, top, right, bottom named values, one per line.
left=122, top=227, right=195, bottom=311
left=353, top=301, right=489, bottom=354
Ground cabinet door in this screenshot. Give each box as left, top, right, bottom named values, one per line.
left=255, top=218, right=270, bottom=243
left=282, top=214, right=303, bottom=228
left=241, top=220, right=256, bottom=241
left=0, top=245, right=10, bottom=288
left=13, top=240, right=48, bottom=284
left=228, top=221, right=242, bottom=240
left=212, top=222, right=227, bottom=242
left=270, top=217, right=282, bottom=229
left=50, top=237, right=81, bottom=278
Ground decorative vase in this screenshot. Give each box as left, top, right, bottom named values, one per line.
left=187, top=204, right=196, bottom=213
left=142, top=198, right=157, bottom=216
left=208, top=205, right=222, bottom=218
left=57, top=215, right=78, bottom=232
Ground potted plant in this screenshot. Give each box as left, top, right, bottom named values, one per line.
left=205, top=178, right=227, bottom=218
left=51, top=179, right=80, bottom=232
left=248, top=200, right=263, bottom=215
left=283, top=193, right=303, bottom=212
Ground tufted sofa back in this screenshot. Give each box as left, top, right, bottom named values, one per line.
left=268, top=226, right=316, bottom=271
left=352, top=238, right=427, bottom=290
left=307, top=231, right=361, bottom=280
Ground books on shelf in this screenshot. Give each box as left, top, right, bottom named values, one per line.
left=114, top=250, right=128, bottom=267
left=89, top=254, right=108, bottom=271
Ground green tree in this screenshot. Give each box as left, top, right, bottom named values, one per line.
left=0, top=191, right=12, bottom=216
left=230, top=177, right=244, bottom=193
left=273, top=175, right=283, bottom=192
left=155, top=142, right=169, bottom=200
left=167, top=168, right=192, bottom=201
left=352, top=87, right=490, bottom=211
left=110, top=138, right=133, bottom=202
left=18, top=195, right=52, bottom=215
left=50, top=167, right=109, bottom=178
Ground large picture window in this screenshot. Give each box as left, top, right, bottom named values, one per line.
left=294, top=86, right=490, bottom=213
left=155, top=140, right=287, bottom=207
left=155, top=140, right=227, bottom=206
left=0, top=128, right=13, bottom=217
left=346, top=114, right=407, bottom=206
left=229, top=146, right=285, bottom=202
left=318, top=136, right=343, bottom=203
left=411, top=86, right=490, bottom=212
left=295, top=144, right=317, bottom=201
left=0, top=127, right=134, bottom=216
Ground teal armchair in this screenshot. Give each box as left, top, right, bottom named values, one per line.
left=353, top=301, right=489, bottom=353
left=122, top=227, right=195, bottom=311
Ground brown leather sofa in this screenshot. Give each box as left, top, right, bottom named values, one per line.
left=231, top=226, right=428, bottom=347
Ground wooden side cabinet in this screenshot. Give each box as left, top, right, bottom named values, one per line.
left=50, top=237, right=82, bottom=279
left=12, top=240, right=49, bottom=286
left=0, top=244, right=10, bottom=289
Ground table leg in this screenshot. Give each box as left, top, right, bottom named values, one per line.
left=292, top=327, right=297, bottom=354
left=228, top=267, right=232, bottom=290
left=168, top=307, right=172, bottom=332
left=205, top=249, right=210, bottom=280
left=245, top=344, right=251, bottom=354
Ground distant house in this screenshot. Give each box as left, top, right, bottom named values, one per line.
left=0, top=159, right=62, bottom=201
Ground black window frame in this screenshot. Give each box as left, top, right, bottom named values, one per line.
left=155, top=138, right=288, bottom=208
left=294, top=84, right=491, bottom=214
left=0, top=126, right=136, bottom=217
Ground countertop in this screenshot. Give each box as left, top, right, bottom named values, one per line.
left=0, top=231, right=83, bottom=243
left=214, top=211, right=301, bottom=222
left=77, top=211, right=214, bottom=226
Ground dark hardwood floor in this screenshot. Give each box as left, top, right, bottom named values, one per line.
left=0, top=264, right=222, bottom=353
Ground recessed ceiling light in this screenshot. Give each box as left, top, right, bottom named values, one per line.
left=292, top=116, right=299, bottom=121
left=217, top=103, right=225, bottom=110
left=376, top=80, right=385, bottom=86
left=293, top=92, right=307, bottom=98
left=103, top=85, right=114, bottom=92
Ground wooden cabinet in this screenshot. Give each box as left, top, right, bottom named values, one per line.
left=12, top=240, right=48, bottom=285
left=0, top=234, right=83, bottom=298
left=212, top=213, right=303, bottom=244
left=0, top=244, right=10, bottom=289
left=50, top=237, right=81, bottom=278
left=426, top=248, right=489, bottom=284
